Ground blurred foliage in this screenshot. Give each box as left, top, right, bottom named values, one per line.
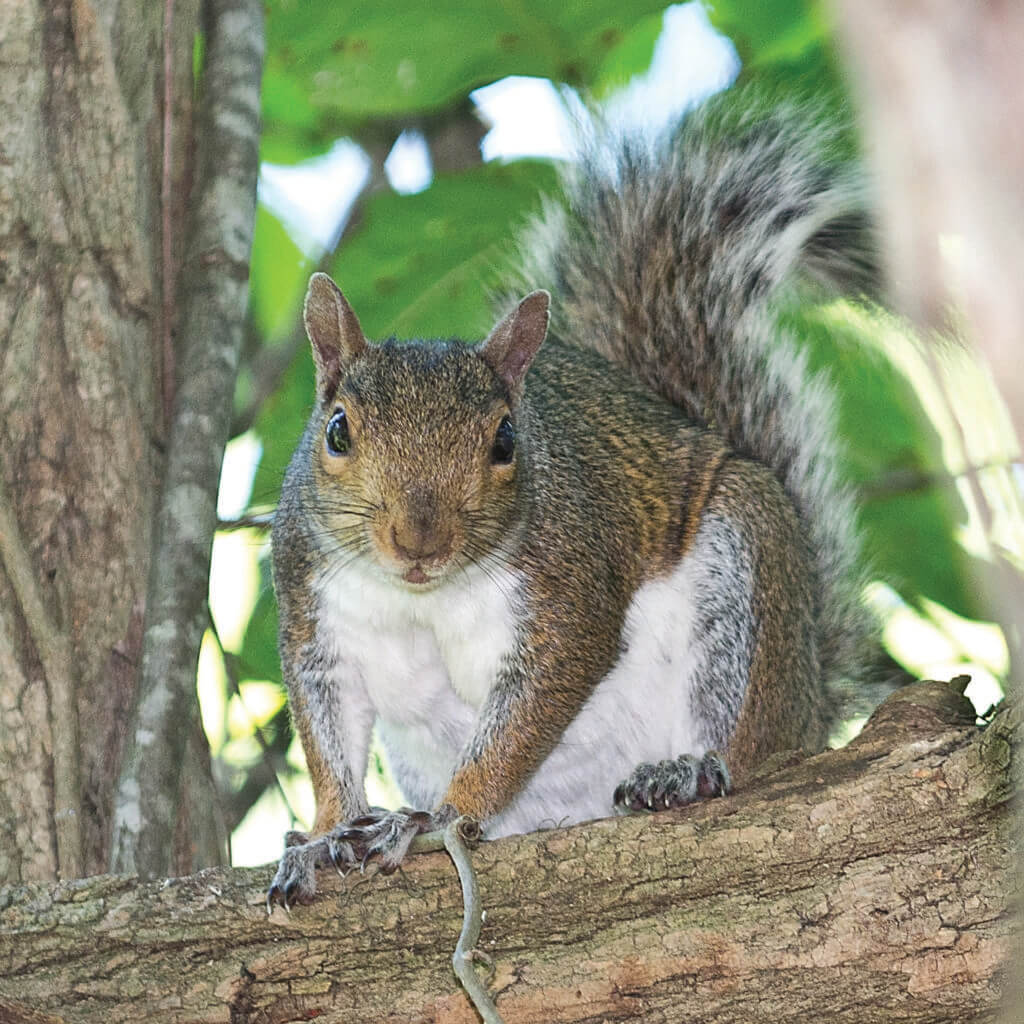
left=261, top=0, right=668, bottom=160
left=709, top=0, right=832, bottom=71
left=787, top=305, right=984, bottom=621
left=208, top=0, right=1007, bottom=854
left=248, top=203, right=311, bottom=344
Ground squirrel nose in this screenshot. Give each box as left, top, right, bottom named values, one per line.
left=390, top=521, right=452, bottom=563
left=388, top=486, right=454, bottom=564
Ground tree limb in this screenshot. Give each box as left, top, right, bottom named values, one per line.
left=2, top=681, right=1014, bottom=1023
left=109, top=0, right=264, bottom=878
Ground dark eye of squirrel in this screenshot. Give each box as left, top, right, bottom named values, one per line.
left=491, top=415, right=515, bottom=464
left=325, top=408, right=350, bottom=456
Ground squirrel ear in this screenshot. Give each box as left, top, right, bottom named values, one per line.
left=303, top=272, right=368, bottom=400
left=479, top=290, right=550, bottom=398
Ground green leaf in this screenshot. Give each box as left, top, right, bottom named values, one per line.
left=260, top=68, right=326, bottom=164
left=237, top=560, right=281, bottom=684
left=707, top=0, right=845, bottom=101
left=233, top=203, right=313, bottom=436
left=262, top=0, right=671, bottom=154
left=707, top=0, right=827, bottom=66
left=248, top=346, right=314, bottom=511
left=330, top=160, right=559, bottom=338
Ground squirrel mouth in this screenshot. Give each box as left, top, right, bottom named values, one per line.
left=402, top=566, right=431, bottom=585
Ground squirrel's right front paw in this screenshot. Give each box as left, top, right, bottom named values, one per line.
left=266, top=833, right=356, bottom=912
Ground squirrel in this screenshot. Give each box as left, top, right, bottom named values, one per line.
left=267, top=86, right=881, bottom=908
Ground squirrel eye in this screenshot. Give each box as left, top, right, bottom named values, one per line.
left=491, top=415, right=515, bottom=464
left=325, top=408, right=350, bottom=456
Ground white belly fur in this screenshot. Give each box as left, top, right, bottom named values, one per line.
left=315, top=552, right=704, bottom=838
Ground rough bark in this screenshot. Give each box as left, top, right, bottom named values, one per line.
left=0, top=681, right=1014, bottom=1023
left=0, top=0, right=167, bottom=884
left=0, top=0, right=256, bottom=887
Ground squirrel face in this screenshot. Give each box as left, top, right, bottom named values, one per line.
left=311, top=342, right=519, bottom=587
left=301, top=274, right=550, bottom=589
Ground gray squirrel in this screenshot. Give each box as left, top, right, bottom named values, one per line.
left=267, top=86, right=880, bottom=908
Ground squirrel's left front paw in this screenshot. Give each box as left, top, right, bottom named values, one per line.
left=334, top=805, right=453, bottom=873
left=614, top=750, right=731, bottom=812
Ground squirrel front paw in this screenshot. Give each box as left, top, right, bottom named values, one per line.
left=613, top=751, right=731, bottom=813
left=334, top=805, right=452, bottom=873
left=266, top=831, right=357, bottom=912
left=266, top=805, right=456, bottom=911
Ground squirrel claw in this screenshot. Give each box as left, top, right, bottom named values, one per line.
left=696, top=751, right=731, bottom=799
left=265, top=881, right=295, bottom=915
left=327, top=836, right=355, bottom=875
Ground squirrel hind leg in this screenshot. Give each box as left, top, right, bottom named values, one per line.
left=613, top=751, right=731, bottom=814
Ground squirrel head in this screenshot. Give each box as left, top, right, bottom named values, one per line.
left=301, top=272, right=550, bottom=589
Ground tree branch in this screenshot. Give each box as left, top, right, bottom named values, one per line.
left=3, top=681, right=1014, bottom=1023
left=109, top=0, right=264, bottom=878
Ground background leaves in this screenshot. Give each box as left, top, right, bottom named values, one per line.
left=261, top=0, right=669, bottom=159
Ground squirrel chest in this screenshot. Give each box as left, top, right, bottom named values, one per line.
left=313, top=537, right=715, bottom=837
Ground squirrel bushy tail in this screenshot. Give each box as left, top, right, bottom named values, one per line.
left=513, top=87, right=880, bottom=708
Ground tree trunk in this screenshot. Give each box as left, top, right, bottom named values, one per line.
left=0, top=681, right=1014, bottom=1023
left=0, top=0, right=169, bottom=883
left=0, top=0, right=257, bottom=887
